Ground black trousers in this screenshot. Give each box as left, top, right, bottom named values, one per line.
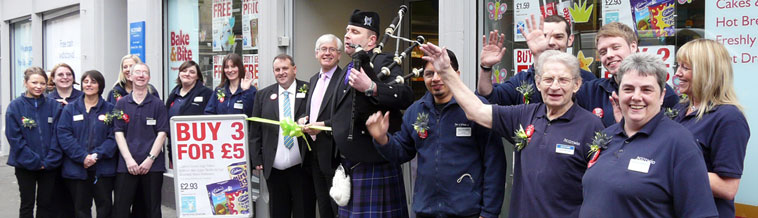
left=54, top=169, right=76, bottom=218
left=265, top=164, right=316, bottom=218
left=310, top=152, right=338, bottom=218
left=65, top=171, right=114, bottom=218
left=15, top=167, right=56, bottom=218
left=416, top=214, right=479, bottom=218
left=113, top=172, right=163, bottom=218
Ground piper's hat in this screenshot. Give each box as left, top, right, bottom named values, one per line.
left=348, top=9, right=380, bottom=34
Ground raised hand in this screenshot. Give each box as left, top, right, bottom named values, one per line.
left=481, top=30, right=507, bottom=67
left=610, top=91, right=622, bottom=123
left=419, top=43, right=452, bottom=75
left=241, top=72, right=253, bottom=91
left=365, top=111, right=390, bottom=145
left=520, top=14, right=552, bottom=58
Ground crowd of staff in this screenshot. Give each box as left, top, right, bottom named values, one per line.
left=5, top=8, right=749, bottom=218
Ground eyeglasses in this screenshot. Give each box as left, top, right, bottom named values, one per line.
left=318, top=47, right=339, bottom=53
left=538, top=76, right=574, bottom=87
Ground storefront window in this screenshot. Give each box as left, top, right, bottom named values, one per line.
left=480, top=0, right=704, bottom=90
left=166, top=0, right=259, bottom=96
left=44, top=12, right=81, bottom=77
left=11, top=19, right=33, bottom=97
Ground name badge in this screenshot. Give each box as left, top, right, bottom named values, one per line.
left=628, top=158, right=651, bottom=173
left=146, top=119, right=157, bottom=126
left=234, top=102, right=244, bottom=109
left=555, top=144, right=575, bottom=155
left=193, top=96, right=203, bottom=102
left=48, top=117, right=54, bottom=123
left=296, top=92, right=306, bottom=98
left=456, top=127, right=471, bottom=137
left=73, top=114, right=84, bottom=121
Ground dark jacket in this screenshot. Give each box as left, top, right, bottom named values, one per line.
left=375, top=93, right=505, bottom=217
left=166, top=82, right=213, bottom=116
left=249, top=80, right=309, bottom=178
left=330, top=52, right=414, bottom=163
left=56, top=96, right=117, bottom=179
left=5, top=95, right=63, bottom=170
left=303, top=67, right=342, bottom=175
left=48, top=88, right=84, bottom=105
left=204, top=82, right=257, bottom=116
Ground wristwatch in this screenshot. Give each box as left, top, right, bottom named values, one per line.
left=480, top=64, right=493, bottom=71
left=364, top=82, right=376, bottom=96
left=147, top=153, right=158, bottom=160
left=91, top=153, right=98, bottom=160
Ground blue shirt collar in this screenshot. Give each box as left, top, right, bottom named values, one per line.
left=598, top=77, right=619, bottom=94
left=419, top=92, right=457, bottom=112
left=535, top=102, right=581, bottom=122
left=612, top=111, right=666, bottom=138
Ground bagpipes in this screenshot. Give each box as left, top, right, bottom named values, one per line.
left=345, top=5, right=425, bottom=141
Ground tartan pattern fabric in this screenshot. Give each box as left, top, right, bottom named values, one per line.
left=338, top=160, right=409, bottom=218
left=283, top=91, right=294, bottom=149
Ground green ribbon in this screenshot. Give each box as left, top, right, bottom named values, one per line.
left=246, top=117, right=333, bottom=151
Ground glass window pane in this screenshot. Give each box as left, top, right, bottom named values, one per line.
left=44, top=13, right=81, bottom=79
left=12, top=20, right=33, bottom=97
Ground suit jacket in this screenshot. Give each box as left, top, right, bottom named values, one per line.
left=303, top=67, right=341, bottom=176
left=249, top=80, right=309, bottom=178
left=330, top=52, right=414, bottom=163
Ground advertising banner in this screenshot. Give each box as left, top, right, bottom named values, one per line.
left=242, top=0, right=259, bottom=50
left=513, top=0, right=541, bottom=42
left=168, top=0, right=200, bottom=86
left=630, top=0, right=676, bottom=38
left=706, top=0, right=758, bottom=206
left=171, top=115, right=256, bottom=217
left=602, top=0, right=634, bottom=27
left=213, top=55, right=225, bottom=88
left=212, top=0, right=234, bottom=51
left=513, top=49, right=534, bottom=75
left=243, top=54, right=259, bottom=88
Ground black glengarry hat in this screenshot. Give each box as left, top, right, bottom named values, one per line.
left=348, top=9, right=380, bottom=34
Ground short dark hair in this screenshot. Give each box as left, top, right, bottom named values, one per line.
left=81, top=70, right=106, bottom=95
left=218, top=53, right=245, bottom=88
left=544, top=15, right=571, bottom=35
left=273, top=54, right=296, bottom=66
left=175, top=60, right=203, bottom=85
left=423, top=49, right=459, bottom=71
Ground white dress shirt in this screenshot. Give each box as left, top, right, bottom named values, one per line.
left=273, top=83, right=302, bottom=170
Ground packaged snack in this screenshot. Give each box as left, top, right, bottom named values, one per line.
left=225, top=187, right=250, bottom=214
left=228, top=162, right=249, bottom=190
left=205, top=179, right=242, bottom=215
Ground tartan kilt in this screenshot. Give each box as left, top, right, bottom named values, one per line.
left=338, top=160, right=409, bottom=218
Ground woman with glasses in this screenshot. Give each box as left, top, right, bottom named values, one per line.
left=420, top=41, right=605, bottom=217
left=672, top=39, right=750, bottom=218
left=48, top=63, right=83, bottom=105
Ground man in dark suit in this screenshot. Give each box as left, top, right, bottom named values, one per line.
left=299, top=34, right=342, bottom=218
left=329, top=9, right=414, bottom=217
left=249, top=54, right=315, bottom=218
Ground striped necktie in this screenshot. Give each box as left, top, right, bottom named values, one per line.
left=283, top=91, right=294, bottom=149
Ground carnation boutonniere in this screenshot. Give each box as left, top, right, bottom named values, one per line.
left=413, top=112, right=430, bottom=139
left=21, top=116, right=37, bottom=129
left=216, top=89, right=226, bottom=103
left=516, top=82, right=535, bottom=104
left=587, top=131, right=612, bottom=168
left=664, top=107, right=679, bottom=119
left=112, top=90, right=123, bottom=102
left=298, top=84, right=309, bottom=95
left=512, top=124, right=534, bottom=151
left=104, top=109, right=130, bottom=125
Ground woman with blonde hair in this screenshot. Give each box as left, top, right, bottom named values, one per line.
left=672, top=38, right=750, bottom=218
left=107, top=54, right=159, bottom=104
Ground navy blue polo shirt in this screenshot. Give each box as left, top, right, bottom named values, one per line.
left=113, top=93, right=169, bottom=173
left=168, top=88, right=187, bottom=118
left=48, top=88, right=84, bottom=105
left=673, top=103, right=750, bottom=218
left=575, top=77, right=679, bottom=127
left=204, top=83, right=256, bottom=117
left=491, top=103, right=604, bottom=217
left=481, top=65, right=596, bottom=106
left=580, top=112, right=718, bottom=217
